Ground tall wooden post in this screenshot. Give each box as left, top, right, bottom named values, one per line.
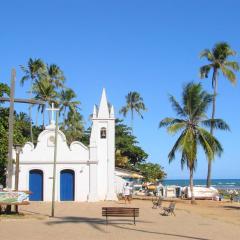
left=14, top=146, right=21, bottom=213
left=51, top=110, right=59, bottom=217
left=6, top=69, right=16, bottom=189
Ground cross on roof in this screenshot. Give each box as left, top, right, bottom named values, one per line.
left=46, top=103, right=59, bottom=125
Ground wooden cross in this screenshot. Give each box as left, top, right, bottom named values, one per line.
left=0, top=69, right=45, bottom=189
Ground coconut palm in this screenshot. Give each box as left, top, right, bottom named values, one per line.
left=20, top=58, right=45, bottom=86
left=20, top=58, right=45, bottom=142
left=33, top=78, right=58, bottom=127
left=119, top=91, right=147, bottom=131
left=59, top=88, right=80, bottom=120
left=200, top=42, right=239, bottom=187
left=61, top=110, right=84, bottom=144
left=46, top=64, right=65, bottom=88
left=159, top=82, right=229, bottom=203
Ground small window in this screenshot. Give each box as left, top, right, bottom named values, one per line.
left=100, top=127, right=107, bottom=139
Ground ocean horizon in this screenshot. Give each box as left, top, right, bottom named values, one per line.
left=162, top=179, right=240, bottom=190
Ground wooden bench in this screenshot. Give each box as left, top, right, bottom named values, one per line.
left=162, top=202, right=176, bottom=216
left=102, top=207, right=139, bottom=225
left=0, top=201, right=30, bottom=214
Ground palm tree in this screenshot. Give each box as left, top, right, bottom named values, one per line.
left=33, top=78, right=58, bottom=127
left=46, top=64, right=65, bottom=88
left=21, top=61, right=67, bottom=128
left=119, top=91, right=147, bottom=131
left=59, top=88, right=80, bottom=120
left=159, top=82, right=229, bottom=203
left=61, top=110, right=84, bottom=144
left=200, top=42, right=239, bottom=187
left=20, top=58, right=45, bottom=142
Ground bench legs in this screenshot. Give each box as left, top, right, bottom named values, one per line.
left=104, top=216, right=137, bottom=225
left=5, top=205, right=11, bottom=214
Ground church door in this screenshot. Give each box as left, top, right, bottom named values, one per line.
left=60, top=170, right=75, bottom=201
left=29, top=170, right=43, bottom=201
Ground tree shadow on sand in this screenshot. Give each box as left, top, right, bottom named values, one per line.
left=223, top=205, right=240, bottom=210
left=46, top=216, right=151, bottom=232
left=45, top=216, right=210, bottom=240
left=113, top=225, right=211, bottom=240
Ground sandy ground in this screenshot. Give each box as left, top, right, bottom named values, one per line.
left=0, top=199, right=239, bottom=240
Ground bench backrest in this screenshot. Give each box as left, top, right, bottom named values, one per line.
left=102, top=207, right=139, bottom=217
left=169, top=202, right=176, bottom=211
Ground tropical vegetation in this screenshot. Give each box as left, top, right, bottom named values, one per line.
left=115, top=119, right=166, bottom=181
left=136, top=162, right=166, bottom=183
left=119, top=91, right=147, bottom=132
left=20, top=58, right=83, bottom=143
left=115, top=119, right=148, bottom=166
left=159, top=82, right=229, bottom=203
left=0, top=83, right=42, bottom=185
left=200, top=42, right=239, bottom=187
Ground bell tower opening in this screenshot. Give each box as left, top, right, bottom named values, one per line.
left=100, top=127, right=107, bottom=139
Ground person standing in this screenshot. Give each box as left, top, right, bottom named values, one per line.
left=123, top=182, right=132, bottom=204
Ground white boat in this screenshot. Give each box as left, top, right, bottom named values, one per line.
left=182, top=186, right=219, bottom=199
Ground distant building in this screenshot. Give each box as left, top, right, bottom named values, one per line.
left=12, top=89, right=118, bottom=202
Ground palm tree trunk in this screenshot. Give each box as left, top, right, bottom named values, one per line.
left=63, top=107, right=66, bottom=121
left=190, top=168, right=195, bottom=204
left=29, top=105, right=33, bottom=143
left=29, top=80, right=34, bottom=143
left=207, top=68, right=218, bottom=188
left=36, top=108, right=38, bottom=127
left=42, top=108, right=45, bottom=129
left=131, top=110, right=134, bottom=133
left=48, top=110, right=51, bottom=124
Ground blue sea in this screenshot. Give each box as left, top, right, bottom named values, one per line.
left=162, top=179, right=240, bottom=190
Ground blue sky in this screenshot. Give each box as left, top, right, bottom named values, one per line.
left=1, top=0, right=240, bottom=179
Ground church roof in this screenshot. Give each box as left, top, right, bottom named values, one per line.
left=92, top=88, right=114, bottom=119
left=97, top=88, right=109, bottom=118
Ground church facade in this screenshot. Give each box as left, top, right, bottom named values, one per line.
left=12, top=89, right=118, bottom=202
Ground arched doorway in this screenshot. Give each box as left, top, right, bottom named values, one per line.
left=29, top=170, right=43, bottom=201
left=60, top=169, right=75, bottom=201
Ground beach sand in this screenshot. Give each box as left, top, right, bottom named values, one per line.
left=0, top=199, right=239, bottom=240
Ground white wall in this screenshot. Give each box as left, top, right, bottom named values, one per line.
left=13, top=89, right=118, bottom=202
left=16, top=162, right=91, bottom=202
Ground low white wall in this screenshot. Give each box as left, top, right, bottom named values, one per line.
left=17, top=163, right=91, bottom=202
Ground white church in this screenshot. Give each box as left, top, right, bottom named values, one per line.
left=12, top=89, right=127, bottom=202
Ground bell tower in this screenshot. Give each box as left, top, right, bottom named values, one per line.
left=89, top=89, right=117, bottom=200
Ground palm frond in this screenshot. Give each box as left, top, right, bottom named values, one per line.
left=167, top=122, right=186, bottom=135
left=221, top=66, right=237, bottom=84
left=201, top=119, right=230, bottom=131
left=183, top=82, right=204, bottom=118
left=20, top=75, right=30, bottom=86
left=192, top=93, right=213, bottom=120
left=119, top=106, right=129, bottom=117
left=200, top=49, right=214, bottom=61
left=213, top=42, right=236, bottom=60
left=197, top=129, right=214, bottom=161
left=225, top=61, right=240, bottom=71
left=168, top=130, right=187, bottom=163
left=159, top=118, right=185, bottom=128
left=198, top=127, right=223, bottom=159
left=200, top=65, right=212, bottom=78
left=169, top=95, right=187, bottom=117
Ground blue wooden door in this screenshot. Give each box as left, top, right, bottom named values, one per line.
left=60, top=170, right=74, bottom=201
left=29, top=170, right=43, bottom=201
